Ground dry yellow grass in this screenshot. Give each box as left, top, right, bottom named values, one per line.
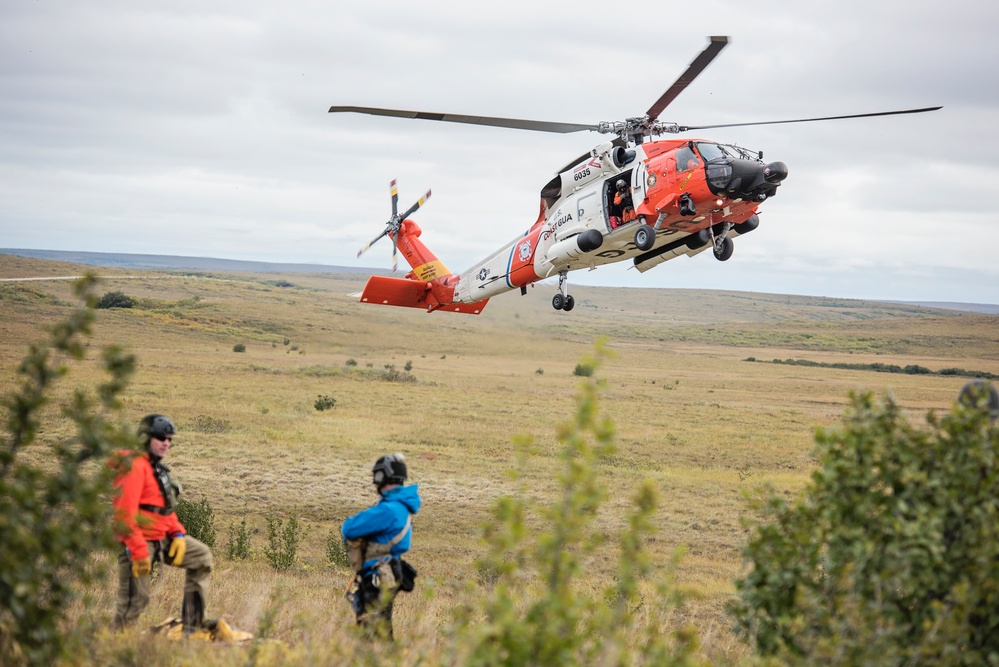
left=2, top=256, right=997, bottom=664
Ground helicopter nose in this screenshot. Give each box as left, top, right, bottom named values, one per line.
left=707, top=159, right=785, bottom=201
left=764, top=161, right=788, bottom=183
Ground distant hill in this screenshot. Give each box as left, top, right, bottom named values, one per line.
left=2, top=248, right=997, bottom=315
left=883, top=301, right=999, bottom=315
left=0, top=248, right=375, bottom=275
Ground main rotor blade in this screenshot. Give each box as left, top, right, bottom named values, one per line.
left=329, top=106, right=599, bottom=134
left=390, top=179, right=399, bottom=218
left=358, top=228, right=389, bottom=258
left=678, top=106, right=943, bottom=131
left=399, top=189, right=432, bottom=220
left=646, top=36, right=729, bottom=121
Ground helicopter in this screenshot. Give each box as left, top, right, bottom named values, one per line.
left=330, top=36, right=940, bottom=314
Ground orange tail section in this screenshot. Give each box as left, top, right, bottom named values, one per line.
left=358, top=219, right=489, bottom=315
left=359, top=276, right=488, bottom=314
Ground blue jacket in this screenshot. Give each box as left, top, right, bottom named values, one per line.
left=342, top=484, right=421, bottom=571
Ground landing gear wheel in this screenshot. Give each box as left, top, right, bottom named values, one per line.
left=714, top=236, right=734, bottom=261
left=563, top=295, right=575, bottom=312
left=634, top=224, right=655, bottom=251
left=552, top=293, right=565, bottom=310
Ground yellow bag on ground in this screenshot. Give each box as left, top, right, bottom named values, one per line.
left=151, top=617, right=253, bottom=643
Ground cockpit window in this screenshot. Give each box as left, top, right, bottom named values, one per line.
left=695, top=142, right=730, bottom=162
left=675, top=146, right=700, bottom=171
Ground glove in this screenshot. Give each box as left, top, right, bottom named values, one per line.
left=168, top=535, right=186, bottom=566
left=132, top=556, right=152, bottom=578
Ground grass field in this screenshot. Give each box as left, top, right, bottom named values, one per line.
left=3, top=255, right=997, bottom=664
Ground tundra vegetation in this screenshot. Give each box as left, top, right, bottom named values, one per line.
left=1, top=256, right=998, bottom=665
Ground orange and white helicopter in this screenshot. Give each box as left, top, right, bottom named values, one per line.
left=330, top=36, right=939, bottom=314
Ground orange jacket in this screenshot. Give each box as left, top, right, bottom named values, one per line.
left=110, top=450, right=185, bottom=560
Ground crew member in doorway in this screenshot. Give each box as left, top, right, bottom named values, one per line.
left=614, top=179, right=637, bottom=225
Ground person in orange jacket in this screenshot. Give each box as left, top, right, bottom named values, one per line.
left=110, top=414, right=214, bottom=632
left=614, top=179, right=637, bottom=224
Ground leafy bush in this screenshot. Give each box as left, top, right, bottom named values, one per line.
left=96, top=290, right=134, bottom=309
left=264, top=514, right=306, bottom=571
left=446, top=340, right=699, bottom=665
left=174, top=497, right=217, bottom=548
left=381, top=366, right=416, bottom=383
left=0, top=274, right=136, bottom=666
left=404, top=360, right=413, bottom=372
left=314, top=394, right=336, bottom=411
left=572, top=362, right=594, bottom=377
left=731, top=390, right=999, bottom=664
left=190, top=414, right=230, bottom=434
left=233, top=343, right=246, bottom=353
left=226, top=519, right=251, bottom=560
left=345, top=358, right=357, bottom=367
left=326, top=526, right=349, bottom=568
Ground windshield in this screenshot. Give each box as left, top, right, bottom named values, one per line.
left=696, top=142, right=739, bottom=162
left=697, top=142, right=759, bottom=161
left=695, top=143, right=727, bottom=162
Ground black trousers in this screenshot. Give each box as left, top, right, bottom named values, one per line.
left=354, top=559, right=402, bottom=639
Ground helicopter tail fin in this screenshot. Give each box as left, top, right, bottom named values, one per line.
left=392, top=218, right=451, bottom=281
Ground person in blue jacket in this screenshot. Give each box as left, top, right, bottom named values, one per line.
left=342, top=453, right=421, bottom=639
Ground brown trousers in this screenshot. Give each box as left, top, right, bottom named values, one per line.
left=114, top=536, right=213, bottom=630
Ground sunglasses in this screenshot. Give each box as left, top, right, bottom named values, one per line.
left=153, top=435, right=173, bottom=442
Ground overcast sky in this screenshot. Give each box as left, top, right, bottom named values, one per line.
left=2, top=1, right=996, bottom=304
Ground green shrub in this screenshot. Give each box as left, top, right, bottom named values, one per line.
left=446, top=340, right=698, bottom=665
left=226, top=519, right=251, bottom=560
left=572, top=362, right=594, bottom=377
left=326, top=526, right=349, bottom=568
left=381, top=366, right=416, bottom=383
left=345, top=358, right=357, bottom=367
left=314, top=394, right=336, bottom=411
left=264, top=514, right=306, bottom=571
left=190, top=414, right=230, bottom=433
left=731, top=390, right=999, bottom=664
left=232, top=343, right=246, bottom=353
left=174, top=497, right=217, bottom=548
left=0, top=274, right=136, bottom=666
left=96, top=290, right=134, bottom=309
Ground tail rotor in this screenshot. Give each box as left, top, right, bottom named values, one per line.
left=357, top=179, right=431, bottom=273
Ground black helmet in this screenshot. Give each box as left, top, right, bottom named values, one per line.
left=958, top=381, right=999, bottom=422
left=372, top=453, right=407, bottom=488
left=139, top=414, right=176, bottom=442
left=616, top=179, right=627, bottom=191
